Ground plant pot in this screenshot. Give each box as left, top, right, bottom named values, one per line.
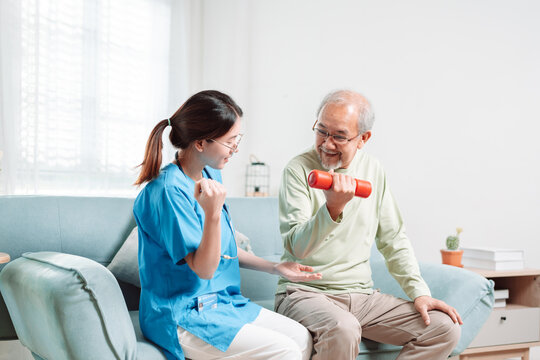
left=440, top=249, right=463, bottom=267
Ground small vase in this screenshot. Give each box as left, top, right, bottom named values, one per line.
left=440, top=249, right=463, bottom=267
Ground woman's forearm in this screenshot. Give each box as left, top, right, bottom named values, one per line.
left=237, top=247, right=277, bottom=275
left=185, top=212, right=222, bottom=279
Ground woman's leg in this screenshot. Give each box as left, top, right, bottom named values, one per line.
left=178, top=308, right=312, bottom=360
left=251, top=308, right=313, bottom=360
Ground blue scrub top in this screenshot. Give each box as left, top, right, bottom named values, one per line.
left=133, top=163, right=261, bottom=360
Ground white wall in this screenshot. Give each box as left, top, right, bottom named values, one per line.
left=181, top=0, right=540, bottom=271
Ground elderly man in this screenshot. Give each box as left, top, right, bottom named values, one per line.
left=276, top=89, right=462, bottom=360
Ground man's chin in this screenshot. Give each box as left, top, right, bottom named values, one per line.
left=317, top=151, right=341, bottom=171
left=321, top=159, right=342, bottom=171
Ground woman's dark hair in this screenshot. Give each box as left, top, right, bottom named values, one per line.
left=134, top=90, right=242, bottom=185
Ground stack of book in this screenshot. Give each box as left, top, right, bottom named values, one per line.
left=461, top=247, right=524, bottom=271
left=493, top=289, right=509, bottom=308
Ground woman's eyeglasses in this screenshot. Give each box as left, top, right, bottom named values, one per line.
left=208, top=134, right=243, bottom=151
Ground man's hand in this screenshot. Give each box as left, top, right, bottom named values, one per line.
left=414, top=295, right=463, bottom=326
left=274, top=262, right=322, bottom=282
left=324, top=170, right=356, bottom=220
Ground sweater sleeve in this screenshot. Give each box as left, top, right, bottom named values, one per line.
left=375, top=173, right=431, bottom=300
left=278, top=165, right=342, bottom=259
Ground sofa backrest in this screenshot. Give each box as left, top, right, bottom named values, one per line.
left=0, top=196, right=136, bottom=267
left=0, top=195, right=138, bottom=339
left=0, top=195, right=284, bottom=336
left=0, top=196, right=282, bottom=266
left=227, top=197, right=283, bottom=259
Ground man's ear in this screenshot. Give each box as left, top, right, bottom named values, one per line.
left=357, top=131, right=372, bottom=149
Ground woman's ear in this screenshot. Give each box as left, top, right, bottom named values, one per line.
left=194, top=140, right=205, bottom=152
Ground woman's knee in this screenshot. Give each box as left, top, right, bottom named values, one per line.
left=271, top=333, right=305, bottom=360
left=273, top=312, right=313, bottom=360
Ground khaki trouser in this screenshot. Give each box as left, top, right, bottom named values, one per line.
left=275, top=287, right=461, bottom=360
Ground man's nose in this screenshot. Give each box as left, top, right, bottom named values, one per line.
left=323, top=136, right=337, bottom=148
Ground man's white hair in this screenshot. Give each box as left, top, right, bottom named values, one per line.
left=316, top=89, right=375, bottom=134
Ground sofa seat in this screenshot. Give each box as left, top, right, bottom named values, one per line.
left=129, top=312, right=166, bottom=360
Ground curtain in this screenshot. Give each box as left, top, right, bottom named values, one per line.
left=0, top=0, right=172, bottom=196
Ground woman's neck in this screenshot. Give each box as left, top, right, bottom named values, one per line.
left=176, top=149, right=204, bottom=181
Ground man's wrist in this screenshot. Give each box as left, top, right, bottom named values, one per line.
left=326, top=204, right=344, bottom=221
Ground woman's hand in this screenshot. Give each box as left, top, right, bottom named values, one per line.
left=194, top=178, right=226, bottom=217
left=186, top=178, right=226, bottom=279
left=274, top=262, right=322, bottom=282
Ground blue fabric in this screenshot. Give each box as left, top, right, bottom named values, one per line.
left=133, top=164, right=261, bottom=360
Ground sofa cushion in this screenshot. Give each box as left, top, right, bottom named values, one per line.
left=108, top=226, right=141, bottom=287
left=107, top=226, right=255, bottom=288
left=369, top=246, right=494, bottom=356
left=235, top=229, right=255, bottom=254
left=357, top=338, right=402, bottom=359
left=0, top=251, right=137, bottom=360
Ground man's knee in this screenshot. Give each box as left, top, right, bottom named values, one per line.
left=320, top=316, right=362, bottom=344
left=432, top=312, right=461, bottom=347
left=445, top=320, right=461, bottom=348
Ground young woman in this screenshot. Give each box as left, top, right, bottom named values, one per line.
left=133, top=90, right=321, bottom=360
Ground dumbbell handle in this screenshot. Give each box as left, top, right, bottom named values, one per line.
left=308, top=170, right=372, bottom=198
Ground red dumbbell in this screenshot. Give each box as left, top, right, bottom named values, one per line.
left=308, top=170, right=372, bottom=198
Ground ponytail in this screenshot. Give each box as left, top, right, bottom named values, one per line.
left=134, top=119, right=169, bottom=186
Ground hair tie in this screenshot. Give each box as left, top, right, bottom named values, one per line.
left=167, top=118, right=171, bottom=127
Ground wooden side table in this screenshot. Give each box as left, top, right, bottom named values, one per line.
left=451, top=268, right=540, bottom=360
left=0, top=252, right=10, bottom=264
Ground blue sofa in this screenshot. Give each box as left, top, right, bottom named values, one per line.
left=0, top=195, right=494, bottom=360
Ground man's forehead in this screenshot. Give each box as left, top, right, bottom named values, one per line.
left=319, top=103, right=359, bottom=132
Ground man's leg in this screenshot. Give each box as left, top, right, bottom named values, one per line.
left=275, top=287, right=362, bottom=360
left=354, top=291, right=461, bottom=360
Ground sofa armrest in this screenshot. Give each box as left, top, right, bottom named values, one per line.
left=371, top=258, right=494, bottom=355
left=0, top=252, right=138, bottom=360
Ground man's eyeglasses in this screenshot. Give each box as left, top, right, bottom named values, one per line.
left=312, top=122, right=360, bottom=145
left=208, top=134, right=243, bottom=151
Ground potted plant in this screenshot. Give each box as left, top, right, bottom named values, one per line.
left=440, top=227, right=463, bottom=267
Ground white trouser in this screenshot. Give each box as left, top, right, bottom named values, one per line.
left=177, top=307, right=312, bottom=360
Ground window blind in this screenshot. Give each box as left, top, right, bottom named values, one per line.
left=11, top=0, right=171, bottom=195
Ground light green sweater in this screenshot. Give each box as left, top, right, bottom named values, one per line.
left=277, top=147, right=431, bottom=300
